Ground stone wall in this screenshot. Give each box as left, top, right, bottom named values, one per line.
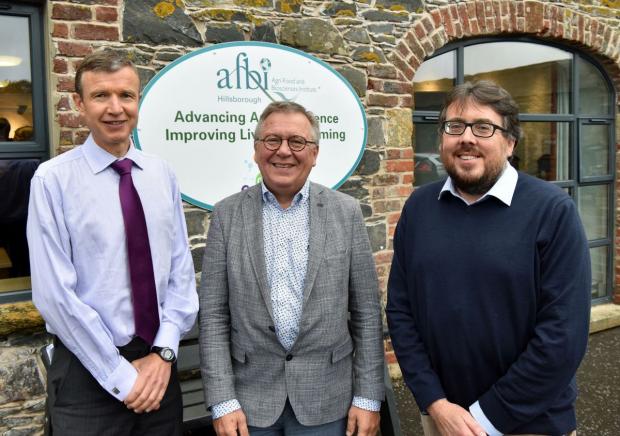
left=1, top=0, right=620, bottom=432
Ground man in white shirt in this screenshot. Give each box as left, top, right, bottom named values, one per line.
left=27, top=51, right=198, bottom=435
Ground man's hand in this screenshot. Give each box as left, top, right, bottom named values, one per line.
left=213, top=409, right=249, bottom=436
left=427, top=399, right=486, bottom=436
left=346, top=406, right=380, bottom=436
left=124, top=353, right=172, bottom=413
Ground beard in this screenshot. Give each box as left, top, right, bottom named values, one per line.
left=442, top=147, right=506, bottom=197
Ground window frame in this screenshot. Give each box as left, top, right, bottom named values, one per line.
left=412, top=37, right=616, bottom=303
left=0, top=0, right=48, bottom=304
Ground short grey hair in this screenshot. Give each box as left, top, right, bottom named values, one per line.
left=254, top=101, right=320, bottom=145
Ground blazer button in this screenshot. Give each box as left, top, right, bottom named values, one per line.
left=285, top=354, right=293, bottom=361
left=268, top=326, right=275, bottom=332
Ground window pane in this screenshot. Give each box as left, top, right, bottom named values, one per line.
left=0, top=15, right=34, bottom=142
left=513, top=122, right=570, bottom=181
left=580, top=124, right=609, bottom=177
left=590, top=246, right=608, bottom=299
left=578, top=57, right=610, bottom=115
left=464, top=42, right=571, bottom=114
left=413, top=51, right=455, bottom=112
left=577, top=185, right=608, bottom=241
left=0, top=159, right=39, bottom=293
left=413, top=123, right=444, bottom=186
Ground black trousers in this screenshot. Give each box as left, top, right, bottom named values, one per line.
left=47, top=337, right=182, bottom=436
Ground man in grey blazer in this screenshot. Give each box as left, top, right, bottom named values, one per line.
left=199, top=101, right=385, bottom=436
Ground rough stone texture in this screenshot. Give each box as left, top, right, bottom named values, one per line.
left=323, top=1, right=357, bottom=18
left=386, top=108, right=413, bottom=148
left=352, top=45, right=387, bottom=63
left=375, top=0, right=423, bottom=13
left=366, top=220, right=387, bottom=252
left=0, top=347, right=45, bottom=404
left=338, top=178, right=369, bottom=201
left=275, top=0, right=304, bottom=14
left=367, top=116, right=387, bottom=146
left=367, top=23, right=396, bottom=35
left=335, top=65, right=367, bottom=98
left=251, top=22, right=277, bottom=42
left=280, top=19, right=348, bottom=55
left=362, top=9, right=410, bottom=22
left=185, top=209, right=207, bottom=236
left=123, top=0, right=202, bottom=46
left=343, top=28, right=371, bottom=44
left=357, top=149, right=381, bottom=175
left=205, top=23, right=245, bottom=42
left=136, top=67, right=157, bottom=92
left=0, top=303, right=44, bottom=337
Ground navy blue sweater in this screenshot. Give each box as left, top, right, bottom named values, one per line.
left=386, top=173, right=591, bottom=435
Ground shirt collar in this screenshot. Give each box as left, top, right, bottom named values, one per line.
left=439, top=163, right=518, bottom=206
left=261, top=179, right=310, bottom=208
left=82, top=134, right=144, bottom=174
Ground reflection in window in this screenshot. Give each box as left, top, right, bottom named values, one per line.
left=579, top=57, right=610, bottom=115
left=580, top=124, right=609, bottom=178
left=413, top=123, right=444, bottom=186
left=0, top=15, right=34, bottom=142
left=464, top=42, right=571, bottom=114
left=578, top=185, right=608, bottom=241
left=413, top=51, right=455, bottom=112
left=0, top=159, right=38, bottom=293
left=590, top=246, right=608, bottom=299
left=515, top=122, right=569, bottom=181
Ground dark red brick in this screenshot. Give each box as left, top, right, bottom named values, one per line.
left=73, top=24, right=119, bottom=41
left=58, top=112, right=82, bottom=128
left=53, top=58, right=68, bottom=74
left=52, top=3, right=91, bottom=21
left=95, top=6, right=118, bottom=23
left=52, top=23, right=69, bottom=39
left=57, top=41, right=92, bottom=56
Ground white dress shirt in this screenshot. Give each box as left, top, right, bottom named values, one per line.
left=27, top=135, right=198, bottom=401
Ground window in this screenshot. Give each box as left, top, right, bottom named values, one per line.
left=412, top=39, right=615, bottom=302
left=0, top=1, right=48, bottom=303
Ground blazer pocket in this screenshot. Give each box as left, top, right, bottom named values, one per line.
left=325, top=248, right=349, bottom=260
left=331, top=338, right=354, bottom=363
left=230, top=340, right=247, bottom=363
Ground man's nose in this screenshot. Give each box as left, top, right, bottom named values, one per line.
left=276, top=139, right=293, bottom=155
left=107, top=95, right=123, bottom=113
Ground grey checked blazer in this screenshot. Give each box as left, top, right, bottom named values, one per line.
left=198, top=182, right=385, bottom=427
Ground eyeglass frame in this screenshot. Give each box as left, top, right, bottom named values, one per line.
left=441, top=120, right=508, bottom=138
left=255, top=134, right=318, bottom=152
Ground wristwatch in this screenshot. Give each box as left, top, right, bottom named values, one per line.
left=151, top=346, right=176, bottom=363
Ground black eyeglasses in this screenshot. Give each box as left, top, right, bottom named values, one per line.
left=442, top=121, right=507, bottom=138
left=256, top=135, right=317, bottom=152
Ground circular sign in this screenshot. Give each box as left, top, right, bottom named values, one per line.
left=136, top=41, right=367, bottom=210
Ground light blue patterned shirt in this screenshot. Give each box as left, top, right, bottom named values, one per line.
left=211, top=181, right=380, bottom=419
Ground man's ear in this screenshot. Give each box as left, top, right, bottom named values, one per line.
left=73, top=93, right=85, bottom=114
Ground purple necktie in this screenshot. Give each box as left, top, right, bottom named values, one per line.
left=111, top=158, right=159, bottom=346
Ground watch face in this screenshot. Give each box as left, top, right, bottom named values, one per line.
left=161, top=348, right=174, bottom=361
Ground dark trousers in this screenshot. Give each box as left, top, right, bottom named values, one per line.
left=47, top=337, right=182, bottom=436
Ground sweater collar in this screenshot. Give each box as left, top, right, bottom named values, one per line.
left=439, top=163, right=518, bottom=206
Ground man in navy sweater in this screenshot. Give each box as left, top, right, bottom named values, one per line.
left=386, top=80, right=590, bottom=436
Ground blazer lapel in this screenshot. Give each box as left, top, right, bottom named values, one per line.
left=302, top=182, right=328, bottom=305
left=242, top=185, right=275, bottom=321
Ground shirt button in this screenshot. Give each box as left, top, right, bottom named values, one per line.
left=285, top=354, right=293, bottom=361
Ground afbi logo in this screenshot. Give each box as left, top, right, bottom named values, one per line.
left=216, top=52, right=270, bottom=90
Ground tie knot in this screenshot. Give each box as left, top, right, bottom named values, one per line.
left=111, top=159, right=133, bottom=175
